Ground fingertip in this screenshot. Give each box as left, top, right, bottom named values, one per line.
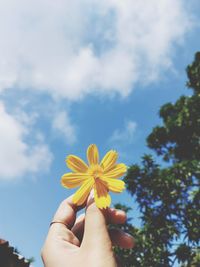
left=106, top=208, right=127, bottom=224
left=123, top=233, right=135, bottom=249
left=113, top=209, right=127, bottom=224
left=109, top=229, right=135, bottom=249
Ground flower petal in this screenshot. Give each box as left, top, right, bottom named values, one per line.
left=66, top=155, right=88, bottom=173
left=72, top=178, right=94, bottom=206
left=61, top=173, right=92, bottom=188
left=94, top=179, right=111, bottom=209
left=103, top=163, right=127, bottom=179
left=101, top=177, right=125, bottom=193
left=100, top=150, right=118, bottom=172
left=87, top=144, right=99, bottom=165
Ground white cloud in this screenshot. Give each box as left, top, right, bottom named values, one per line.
left=52, top=111, right=77, bottom=145
left=0, top=0, right=195, bottom=180
left=0, top=102, right=53, bottom=180
left=110, top=120, right=137, bottom=144
left=0, top=0, right=193, bottom=100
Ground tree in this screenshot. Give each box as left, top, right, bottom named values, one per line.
left=114, top=52, right=200, bottom=267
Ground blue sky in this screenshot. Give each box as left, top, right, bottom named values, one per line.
left=0, top=0, right=200, bottom=266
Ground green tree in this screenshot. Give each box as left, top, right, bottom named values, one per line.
left=114, top=52, right=200, bottom=267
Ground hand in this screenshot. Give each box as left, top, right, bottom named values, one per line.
left=41, top=194, right=134, bottom=267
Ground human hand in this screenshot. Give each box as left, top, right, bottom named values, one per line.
left=41, top=194, right=134, bottom=267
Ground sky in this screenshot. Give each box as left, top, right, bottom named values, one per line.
left=0, top=0, right=200, bottom=266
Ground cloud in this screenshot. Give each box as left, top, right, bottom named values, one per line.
left=110, top=120, right=137, bottom=144
left=108, top=120, right=138, bottom=161
left=52, top=111, right=77, bottom=145
left=0, top=102, right=53, bottom=180
left=0, top=0, right=194, bottom=100
left=0, top=0, right=195, bottom=180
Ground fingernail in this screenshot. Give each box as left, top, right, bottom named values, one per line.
left=125, top=233, right=135, bottom=248
left=89, top=189, right=94, bottom=198
left=87, top=189, right=95, bottom=205
left=125, top=232, right=133, bottom=238
left=116, top=209, right=126, bottom=215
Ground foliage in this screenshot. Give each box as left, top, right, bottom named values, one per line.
left=27, top=257, right=35, bottom=264
left=114, top=52, right=200, bottom=266
left=13, top=247, right=34, bottom=265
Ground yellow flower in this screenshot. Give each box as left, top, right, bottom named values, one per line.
left=61, top=144, right=127, bottom=209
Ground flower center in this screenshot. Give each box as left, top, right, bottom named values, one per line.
left=89, top=165, right=103, bottom=179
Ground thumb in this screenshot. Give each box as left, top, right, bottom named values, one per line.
left=81, top=193, right=112, bottom=250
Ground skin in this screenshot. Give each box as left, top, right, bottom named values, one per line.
left=41, top=194, right=134, bottom=267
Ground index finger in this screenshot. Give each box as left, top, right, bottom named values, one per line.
left=42, top=195, right=83, bottom=250
left=52, top=195, right=83, bottom=229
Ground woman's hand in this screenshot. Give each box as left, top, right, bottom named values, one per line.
left=41, top=194, right=134, bottom=267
